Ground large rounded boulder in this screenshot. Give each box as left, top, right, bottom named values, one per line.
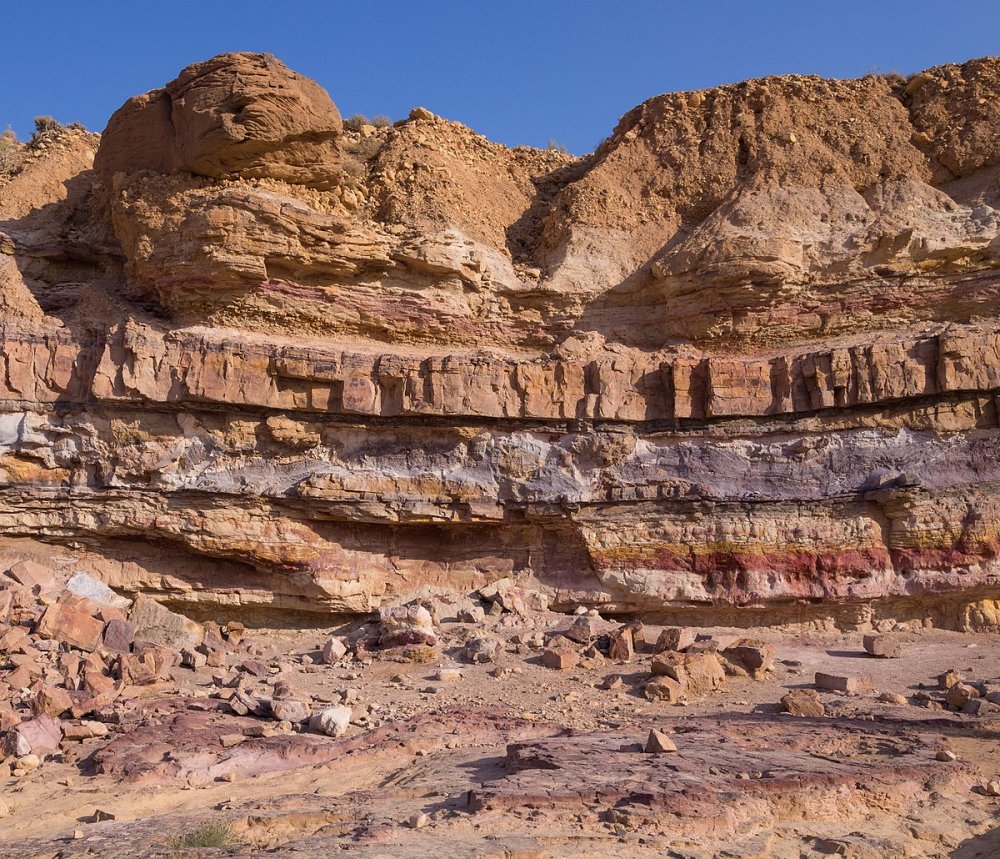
left=95, top=52, right=342, bottom=187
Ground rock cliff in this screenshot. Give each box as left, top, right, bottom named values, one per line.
left=3, top=51, right=1000, bottom=629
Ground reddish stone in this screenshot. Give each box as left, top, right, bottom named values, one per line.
left=815, top=672, right=875, bottom=694
left=114, top=653, right=158, bottom=685
left=97, top=606, right=129, bottom=624
left=4, top=560, right=54, bottom=592
left=36, top=604, right=105, bottom=652
left=31, top=685, right=74, bottom=718
left=654, top=627, right=696, bottom=653
left=542, top=648, right=579, bottom=670
left=0, top=624, right=31, bottom=652
left=59, top=652, right=82, bottom=677
left=607, top=626, right=634, bottom=663
left=644, top=675, right=684, bottom=702
left=723, top=640, right=775, bottom=678
left=83, top=667, right=116, bottom=696
left=863, top=634, right=901, bottom=659
left=103, top=619, right=136, bottom=654
left=781, top=689, right=826, bottom=717
left=2, top=713, right=63, bottom=756
left=6, top=664, right=33, bottom=690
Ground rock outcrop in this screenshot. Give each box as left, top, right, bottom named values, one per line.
left=2, top=52, right=1000, bottom=629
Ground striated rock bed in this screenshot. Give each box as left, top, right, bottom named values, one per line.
left=3, top=52, right=1000, bottom=629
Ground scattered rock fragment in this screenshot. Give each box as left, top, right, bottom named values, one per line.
left=321, top=636, right=348, bottom=664
left=862, top=633, right=901, bottom=658
left=457, top=606, right=485, bottom=623
left=815, top=672, right=875, bottom=695
left=309, top=705, right=351, bottom=738
left=945, top=682, right=980, bottom=709
left=721, top=640, right=775, bottom=678
left=651, top=651, right=725, bottom=696
left=102, top=619, right=135, bottom=654
left=542, top=648, right=579, bottom=671
left=409, top=106, right=435, bottom=121
left=36, top=601, right=104, bottom=652
left=654, top=627, right=695, bottom=653
left=937, top=669, right=962, bottom=689
left=644, top=675, right=684, bottom=702
left=607, top=625, right=635, bottom=662
left=2, top=713, right=63, bottom=756
left=4, top=561, right=55, bottom=592
left=645, top=729, right=677, bottom=754
left=129, top=598, right=202, bottom=650
left=781, top=689, right=825, bottom=717
left=462, top=636, right=503, bottom=664
left=62, top=721, right=109, bottom=742
left=378, top=605, right=437, bottom=648
left=65, top=572, right=131, bottom=610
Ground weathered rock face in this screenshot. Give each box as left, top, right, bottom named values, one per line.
left=94, top=52, right=343, bottom=187
left=2, top=52, right=1000, bottom=628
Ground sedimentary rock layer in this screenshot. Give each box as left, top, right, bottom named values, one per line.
left=2, top=52, right=1000, bottom=627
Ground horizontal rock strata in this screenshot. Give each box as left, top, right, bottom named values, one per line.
left=2, top=53, right=1000, bottom=627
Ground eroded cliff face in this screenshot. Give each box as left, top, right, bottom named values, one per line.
left=2, top=51, right=1000, bottom=628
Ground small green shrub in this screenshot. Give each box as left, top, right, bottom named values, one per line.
left=169, top=822, right=232, bottom=850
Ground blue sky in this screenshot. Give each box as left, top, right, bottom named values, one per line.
left=5, top=1, right=1000, bottom=154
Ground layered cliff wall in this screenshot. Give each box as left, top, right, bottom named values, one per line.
left=2, top=52, right=1000, bottom=628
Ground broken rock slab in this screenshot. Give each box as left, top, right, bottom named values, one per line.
left=309, top=705, right=351, bottom=738
left=65, top=572, right=132, bottom=610
left=542, top=648, right=579, bottom=671
left=321, top=636, right=348, bottom=664
left=654, top=627, right=696, bottom=653
left=128, top=598, right=203, bottom=650
left=815, top=672, right=875, bottom=695
left=2, top=713, right=63, bottom=756
left=4, top=561, right=55, bottom=593
left=377, top=604, right=437, bottom=648
left=645, top=729, right=677, bottom=754
left=781, top=689, right=826, bottom=717
left=721, top=640, right=775, bottom=678
left=36, top=602, right=105, bottom=652
left=863, top=634, right=902, bottom=659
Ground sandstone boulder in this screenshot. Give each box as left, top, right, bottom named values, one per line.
left=542, top=648, right=579, bottom=671
left=2, top=713, right=62, bottom=756
left=96, top=52, right=342, bottom=187
left=36, top=603, right=104, bottom=652
left=654, top=627, right=696, bottom=654
left=862, top=634, right=901, bottom=659
left=321, top=636, right=348, bottom=664
left=781, top=689, right=825, bottom=717
left=128, top=598, right=203, bottom=650
left=377, top=605, right=437, bottom=648
left=309, top=705, right=351, bottom=738
left=645, top=729, right=677, bottom=754
left=815, top=673, right=875, bottom=695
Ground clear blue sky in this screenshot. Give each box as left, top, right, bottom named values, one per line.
left=5, top=1, right=1000, bottom=155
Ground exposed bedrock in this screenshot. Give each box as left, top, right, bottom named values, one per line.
left=2, top=52, right=1000, bottom=627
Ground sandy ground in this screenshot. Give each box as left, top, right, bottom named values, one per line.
left=3, top=616, right=1000, bottom=857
